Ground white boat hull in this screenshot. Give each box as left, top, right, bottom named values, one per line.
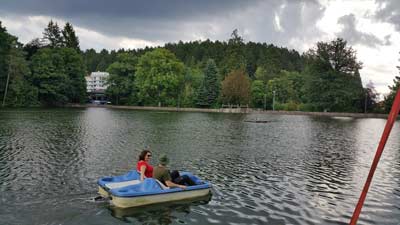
left=111, top=188, right=211, bottom=208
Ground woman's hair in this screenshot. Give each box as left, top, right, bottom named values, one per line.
left=139, top=149, right=151, bottom=161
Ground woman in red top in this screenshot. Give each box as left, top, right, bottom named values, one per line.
left=137, top=149, right=153, bottom=181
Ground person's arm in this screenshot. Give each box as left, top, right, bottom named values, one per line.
left=140, top=165, right=146, bottom=181
left=165, top=180, right=186, bottom=189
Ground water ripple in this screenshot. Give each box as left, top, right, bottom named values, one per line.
left=1, top=109, right=400, bottom=224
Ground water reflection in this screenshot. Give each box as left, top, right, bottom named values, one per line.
left=297, top=117, right=361, bottom=224
left=111, top=194, right=212, bottom=224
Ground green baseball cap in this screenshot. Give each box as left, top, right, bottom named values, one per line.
left=159, top=154, right=169, bottom=165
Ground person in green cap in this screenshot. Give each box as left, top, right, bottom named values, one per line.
left=153, top=154, right=194, bottom=189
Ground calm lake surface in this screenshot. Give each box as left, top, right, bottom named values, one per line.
left=1, top=108, right=400, bottom=225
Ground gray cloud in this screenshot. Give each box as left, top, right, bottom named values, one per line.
left=0, top=0, right=247, bottom=21
left=374, top=0, right=400, bottom=31
left=336, top=14, right=389, bottom=48
left=0, top=0, right=325, bottom=50
left=277, top=1, right=326, bottom=47
left=0, top=0, right=252, bottom=42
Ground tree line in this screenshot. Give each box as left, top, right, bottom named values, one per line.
left=0, top=20, right=398, bottom=113
left=0, top=20, right=85, bottom=106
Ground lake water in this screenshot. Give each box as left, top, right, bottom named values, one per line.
left=1, top=108, right=400, bottom=225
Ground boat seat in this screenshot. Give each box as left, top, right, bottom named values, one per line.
left=105, top=180, right=141, bottom=189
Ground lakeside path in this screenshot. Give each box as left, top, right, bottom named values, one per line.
left=66, top=104, right=389, bottom=119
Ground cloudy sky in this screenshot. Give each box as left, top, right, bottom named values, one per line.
left=1, top=0, right=400, bottom=96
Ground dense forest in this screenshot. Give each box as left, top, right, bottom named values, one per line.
left=0, top=20, right=398, bottom=112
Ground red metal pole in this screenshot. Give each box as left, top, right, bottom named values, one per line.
left=350, top=88, right=400, bottom=225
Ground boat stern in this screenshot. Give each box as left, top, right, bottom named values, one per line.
left=98, top=186, right=110, bottom=198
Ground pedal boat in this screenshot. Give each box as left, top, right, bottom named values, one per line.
left=98, top=171, right=212, bottom=208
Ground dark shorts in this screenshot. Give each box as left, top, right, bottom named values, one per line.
left=170, top=170, right=195, bottom=186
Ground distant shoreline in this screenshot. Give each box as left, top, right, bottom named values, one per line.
left=66, top=104, right=389, bottom=119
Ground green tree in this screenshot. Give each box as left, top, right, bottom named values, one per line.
left=384, top=53, right=400, bottom=112
left=5, top=44, right=39, bottom=107
left=220, top=29, right=246, bottom=77
left=279, top=70, right=305, bottom=103
left=83, top=48, right=99, bottom=73
left=254, top=66, right=268, bottom=82
left=197, top=59, right=219, bottom=107
left=309, top=38, right=362, bottom=75
left=96, top=49, right=112, bottom=71
left=106, top=53, right=137, bottom=105
left=181, top=66, right=203, bottom=107
left=362, top=81, right=378, bottom=113
left=267, top=76, right=294, bottom=104
left=384, top=75, right=400, bottom=113
left=221, top=69, right=250, bottom=105
left=0, top=21, right=12, bottom=103
left=23, top=38, right=45, bottom=60
left=250, top=80, right=267, bottom=108
left=61, top=48, right=86, bottom=103
left=304, top=38, right=363, bottom=112
left=152, top=35, right=303, bottom=88
left=62, top=22, right=80, bottom=51
left=255, top=65, right=279, bottom=83
left=135, top=48, right=185, bottom=106
left=30, top=48, right=69, bottom=105
left=30, top=48, right=87, bottom=105
left=0, top=22, right=38, bottom=107
left=42, top=20, right=63, bottom=48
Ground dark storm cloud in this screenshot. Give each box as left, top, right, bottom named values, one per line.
left=0, top=0, right=247, bottom=20
left=0, top=0, right=251, bottom=41
left=0, top=0, right=325, bottom=46
left=336, top=14, right=389, bottom=48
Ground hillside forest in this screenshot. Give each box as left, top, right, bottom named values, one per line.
left=1, top=20, right=397, bottom=113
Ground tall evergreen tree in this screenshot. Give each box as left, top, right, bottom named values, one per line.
left=82, top=48, right=99, bottom=72
left=220, top=29, right=246, bottom=77
left=23, top=38, right=45, bottom=60
left=62, top=22, right=80, bottom=51
left=96, top=49, right=111, bottom=71
left=196, top=86, right=208, bottom=107
left=197, top=59, right=219, bottom=107
left=42, top=20, right=63, bottom=48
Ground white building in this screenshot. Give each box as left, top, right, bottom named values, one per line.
left=86, top=71, right=109, bottom=93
